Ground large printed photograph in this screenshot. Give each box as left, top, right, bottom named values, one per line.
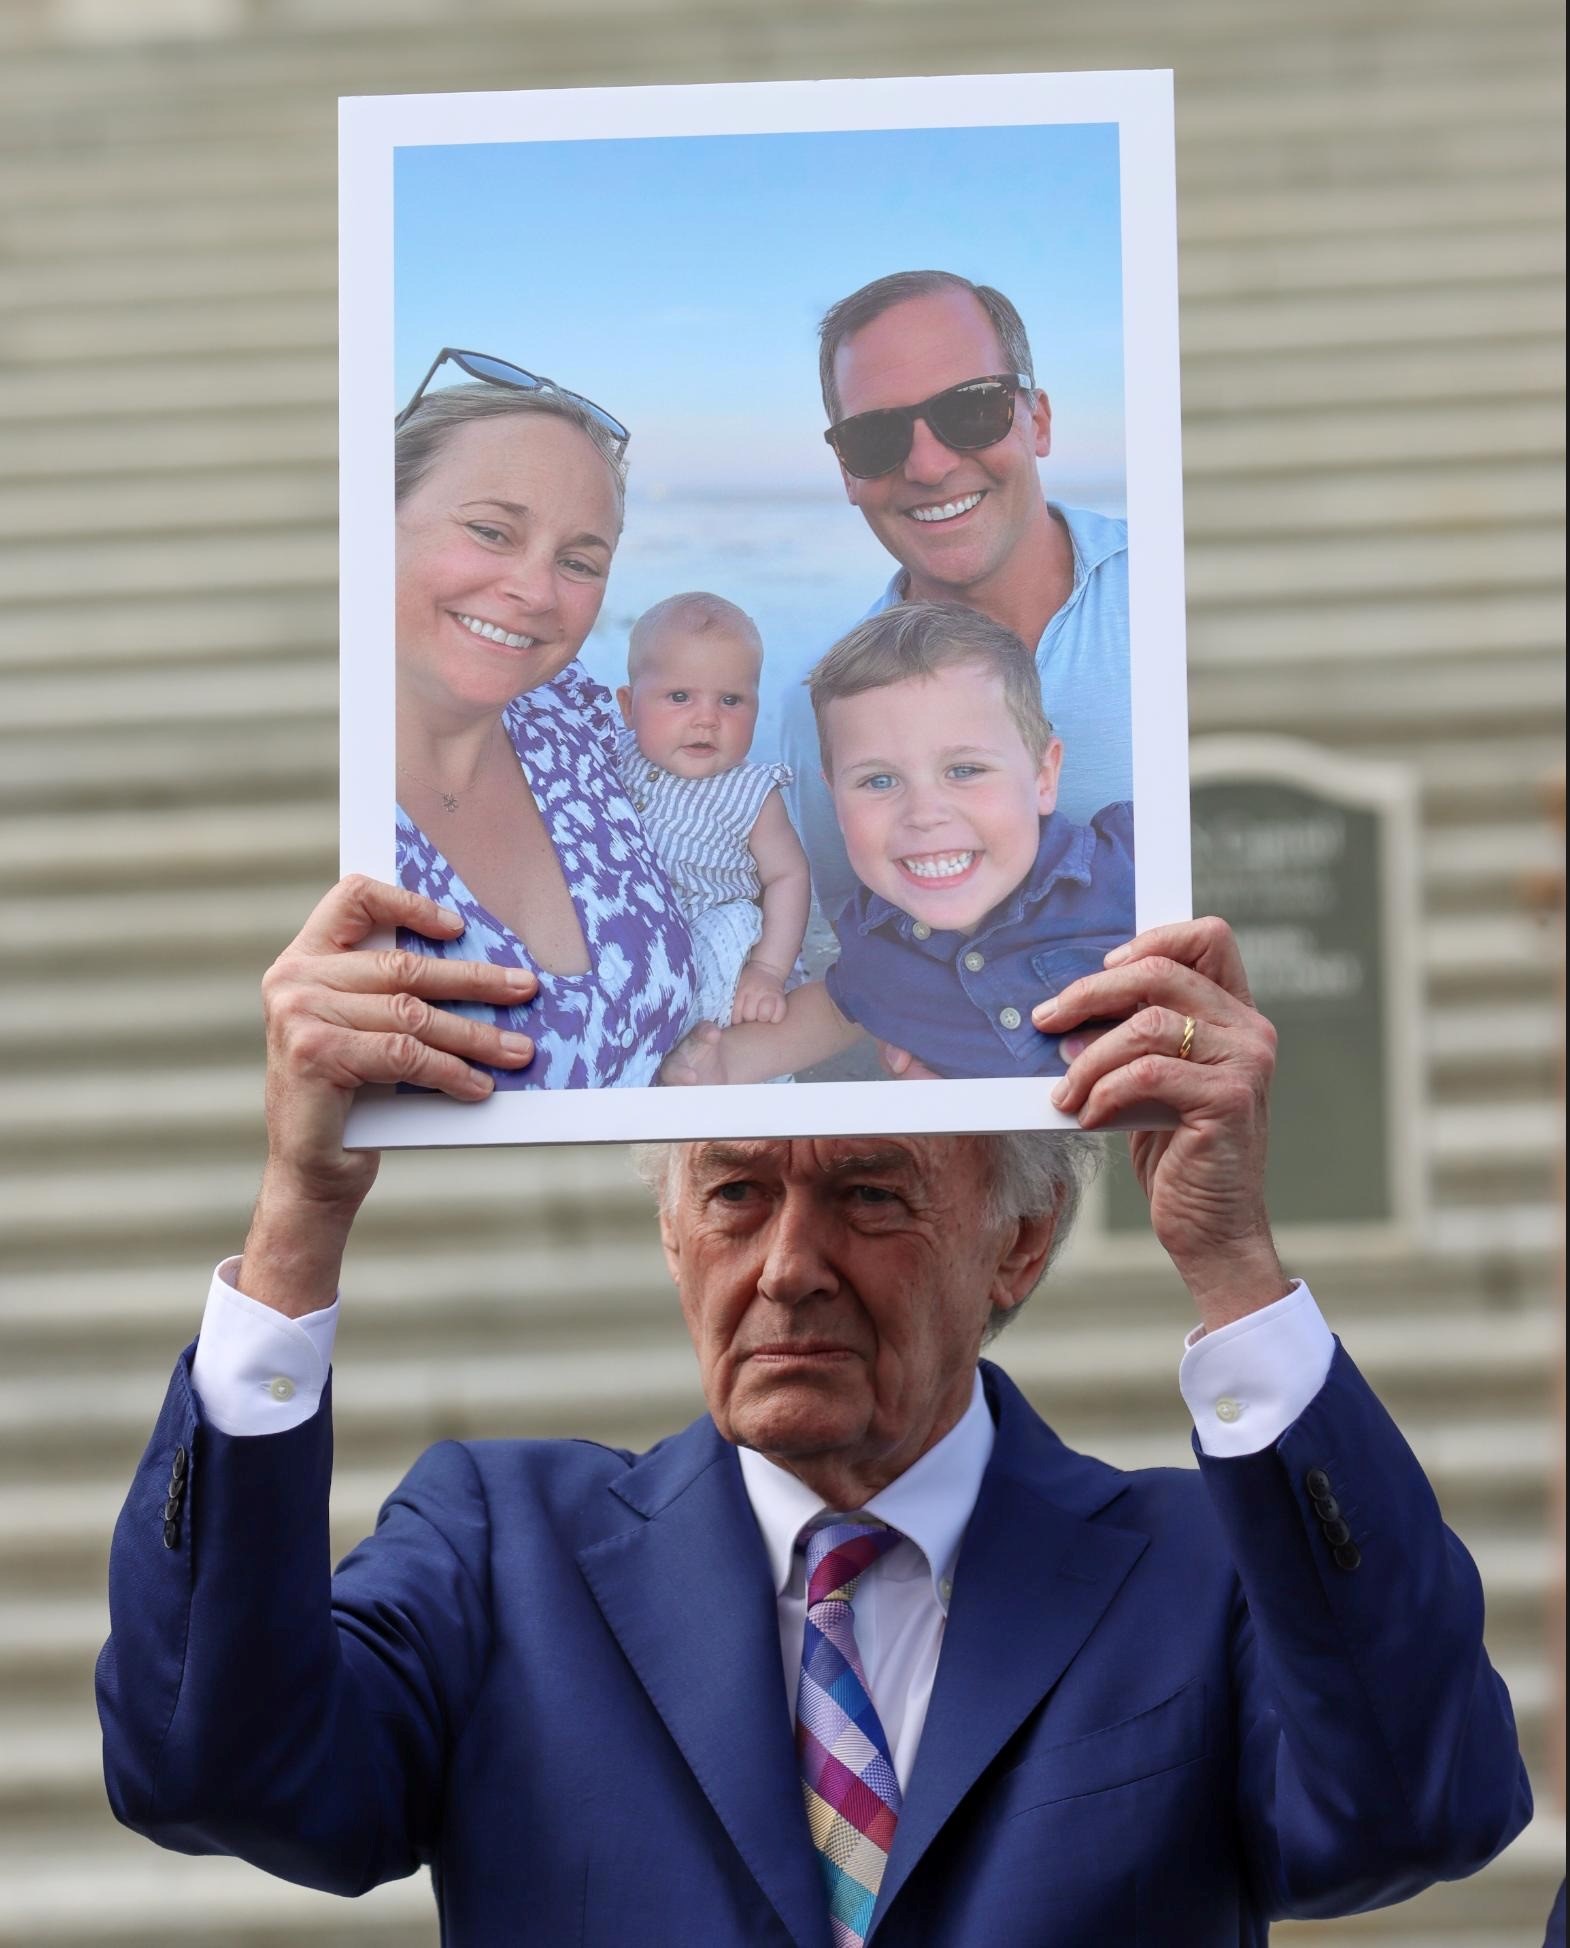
left=339, top=72, right=1191, bottom=1146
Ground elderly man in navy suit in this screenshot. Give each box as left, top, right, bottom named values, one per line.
left=98, top=878, right=1530, bottom=1946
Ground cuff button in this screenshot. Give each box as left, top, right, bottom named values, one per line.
left=1321, top=1517, right=1352, bottom=1547
left=1332, top=1542, right=1362, bottom=1572
left=267, top=1376, right=296, bottom=1403
left=171, top=1445, right=188, bottom=1479
left=162, top=1520, right=180, bottom=1550
left=1304, top=1468, right=1332, bottom=1498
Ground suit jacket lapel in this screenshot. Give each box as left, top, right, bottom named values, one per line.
left=870, top=1365, right=1150, bottom=1935
left=577, top=1421, right=830, bottom=1948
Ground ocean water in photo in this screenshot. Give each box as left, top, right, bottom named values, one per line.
left=580, top=483, right=1125, bottom=767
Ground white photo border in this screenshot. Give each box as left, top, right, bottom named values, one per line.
left=340, top=69, right=1190, bottom=1148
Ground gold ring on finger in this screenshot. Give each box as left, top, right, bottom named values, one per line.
left=1177, top=1015, right=1196, bottom=1061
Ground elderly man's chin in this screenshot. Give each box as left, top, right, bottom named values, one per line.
left=720, top=1355, right=871, bottom=1457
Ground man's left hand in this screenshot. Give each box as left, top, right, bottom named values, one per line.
left=1035, top=916, right=1290, bottom=1331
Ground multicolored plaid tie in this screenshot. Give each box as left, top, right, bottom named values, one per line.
left=795, top=1519, right=904, bottom=1948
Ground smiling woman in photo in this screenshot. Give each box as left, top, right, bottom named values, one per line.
left=393, top=358, right=697, bottom=1088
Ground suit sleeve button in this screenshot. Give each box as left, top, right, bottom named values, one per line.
left=1312, top=1493, right=1341, bottom=1521
left=1321, top=1517, right=1351, bottom=1546
left=164, top=1495, right=183, bottom=1521
left=171, top=1445, right=188, bottom=1479
left=1304, top=1468, right=1332, bottom=1498
left=1333, top=1542, right=1362, bottom=1571
left=162, top=1520, right=180, bottom=1550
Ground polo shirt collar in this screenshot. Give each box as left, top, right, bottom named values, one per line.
left=870, top=501, right=1118, bottom=623
left=737, top=1368, right=995, bottom=1615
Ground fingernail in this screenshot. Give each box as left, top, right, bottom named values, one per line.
left=439, top=907, right=465, bottom=930
left=1104, top=943, right=1131, bottom=966
left=1032, top=999, right=1058, bottom=1024
left=1050, top=1081, right=1070, bottom=1107
left=498, top=1032, right=532, bottom=1056
left=468, top=1070, right=495, bottom=1096
left=504, top=967, right=536, bottom=989
left=1060, top=1034, right=1088, bottom=1061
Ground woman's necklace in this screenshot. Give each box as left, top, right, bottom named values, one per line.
left=397, top=731, right=507, bottom=813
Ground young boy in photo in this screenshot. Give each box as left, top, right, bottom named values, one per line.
left=663, top=602, right=1132, bottom=1083
left=616, top=591, right=810, bottom=1031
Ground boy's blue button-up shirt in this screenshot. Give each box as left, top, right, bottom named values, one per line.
left=824, top=802, right=1134, bottom=1079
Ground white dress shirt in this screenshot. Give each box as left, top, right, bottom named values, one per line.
left=189, top=1260, right=1335, bottom=1786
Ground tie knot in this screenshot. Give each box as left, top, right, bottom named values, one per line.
left=803, top=1518, right=902, bottom=1609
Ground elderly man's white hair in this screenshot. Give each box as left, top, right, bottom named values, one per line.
left=630, top=1132, right=1101, bottom=1339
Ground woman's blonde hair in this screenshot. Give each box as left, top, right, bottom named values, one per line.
left=394, top=381, right=629, bottom=527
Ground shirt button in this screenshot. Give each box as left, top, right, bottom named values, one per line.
left=911, top=922, right=932, bottom=941
left=938, top=1577, right=953, bottom=1602
left=267, top=1376, right=296, bottom=1403
left=999, top=1006, right=1022, bottom=1030
left=962, top=950, right=985, bottom=972
left=1214, top=1396, right=1243, bottom=1423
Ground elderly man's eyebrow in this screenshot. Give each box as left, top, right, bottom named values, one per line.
left=689, top=1141, right=773, bottom=1176
left=820, top=1146, right=918, bottom=1177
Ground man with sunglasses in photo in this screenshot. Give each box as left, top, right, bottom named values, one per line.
left=781, top=270, right=1129, bottom=997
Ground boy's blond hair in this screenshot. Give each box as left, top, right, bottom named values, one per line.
left=809, top=602, right=1055, bottom=774
left=628, top=591, right=763, bottom=680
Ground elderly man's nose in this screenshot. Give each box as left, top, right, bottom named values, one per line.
left=757, top=1206, right=836, bottom=1304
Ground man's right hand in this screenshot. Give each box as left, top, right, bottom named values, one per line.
left=239, top=876, right=537, bottom=1314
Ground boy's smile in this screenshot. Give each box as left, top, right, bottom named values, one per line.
left=824, top=660, right=1062, bottom=935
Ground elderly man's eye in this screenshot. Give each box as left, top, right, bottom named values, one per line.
left=850, top=1184, right=900, bottom=1206
left=714, top=1181, right=754, bottom=1203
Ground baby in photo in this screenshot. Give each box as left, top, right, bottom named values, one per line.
left=616, top=591, right=810, bottom=1030
left=664, top=602, right=1133, bottom=1083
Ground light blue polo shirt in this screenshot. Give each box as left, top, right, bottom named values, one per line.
left=779, top=503, right=1132, bottom=937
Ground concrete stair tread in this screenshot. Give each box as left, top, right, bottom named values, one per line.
left=2, top=1422, right=1557, bottom=1575
left=1, top=1309, right=1559, bottom=1449
left=0, top=7, right=1560, bottom=1947
left=6, top=800, right=1558, bottom=894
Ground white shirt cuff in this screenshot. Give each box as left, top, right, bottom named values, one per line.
left=1178, top=1280, right=1334, bottom=1458
left=189, top=1256, right=340, bottom=1437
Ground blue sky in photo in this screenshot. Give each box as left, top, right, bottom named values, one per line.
left=394, top=121, right=1125, bottom=505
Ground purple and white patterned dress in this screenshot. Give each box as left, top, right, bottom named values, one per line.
left=397, top=663, right=697, bottom=1090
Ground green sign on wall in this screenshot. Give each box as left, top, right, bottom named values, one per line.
left=1105, top=741, right=1421, bottom=1239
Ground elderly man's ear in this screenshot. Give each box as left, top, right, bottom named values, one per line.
left=988, top=1209, right=1058, bottom=1323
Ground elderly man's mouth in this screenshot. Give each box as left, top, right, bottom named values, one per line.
left=908, top=491, right=984, bottom=525
left=747, top=1343, right=857, bottom=1363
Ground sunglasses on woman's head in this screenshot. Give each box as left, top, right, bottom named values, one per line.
left=824, top=373, right=1033, bottom=480
left=395, top=348, right=630, bottom=455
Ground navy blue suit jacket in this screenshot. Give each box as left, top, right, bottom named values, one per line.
left=98, top=1347, right=1530, bottom=1945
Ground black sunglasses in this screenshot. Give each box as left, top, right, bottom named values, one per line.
left=395, top=348, right=630, bottom=455
left=824, top=373, right=1033, bottom=480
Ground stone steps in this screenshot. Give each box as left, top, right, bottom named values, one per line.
left=0, top=175, right=1560, bottom=308
left=5, top=456, right=1564, bottom=548
left=0, top=5, right=1559, bottom=1946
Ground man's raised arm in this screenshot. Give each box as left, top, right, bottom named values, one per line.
left=95, top=877, right=536, bottom=1888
